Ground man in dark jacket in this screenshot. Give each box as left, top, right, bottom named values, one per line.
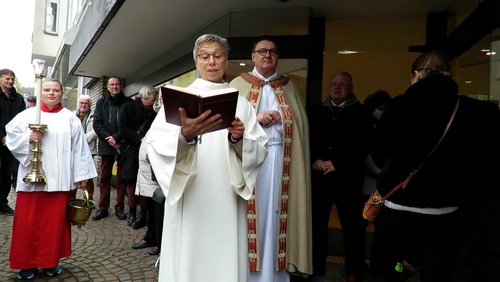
left=309, top=71, right=373, bottom=281
left=92, top=76, right=132, bottom=221
left=0, top=69, right=26, bottom=215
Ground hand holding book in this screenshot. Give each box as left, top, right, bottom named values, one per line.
left=161, top=85, right=239, bottom=134
left=179, top=108, right=223, bottom=142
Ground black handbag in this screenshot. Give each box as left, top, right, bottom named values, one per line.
left=151, top=167, right=164, bottom=204
left=152, top=188, right=165, bottom=204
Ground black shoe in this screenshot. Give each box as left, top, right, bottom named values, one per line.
left=148, top=247, right=160, bottom=256
left=132, top=239, right=154, bottom=249
left=115, top=207, right=127, bottom=220
left=0, top=203, right=14, bottom=216
left=92, top=209, right=109, bottom=221
left=127, top=213, right=136, bottom=226
left=132, top=214, right=147, bottom=229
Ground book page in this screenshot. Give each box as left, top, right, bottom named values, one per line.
left=164, top=84, right=199, bottom=96
left=201, top=87, right=239, bottom=98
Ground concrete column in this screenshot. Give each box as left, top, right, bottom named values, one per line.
left=489, top=40, right=500, bottom=103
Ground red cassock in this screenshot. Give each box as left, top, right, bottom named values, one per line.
left=9, top=191, right=72, bottom=269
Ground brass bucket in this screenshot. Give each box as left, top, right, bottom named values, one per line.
left=67, top=189, right=95, bottom=228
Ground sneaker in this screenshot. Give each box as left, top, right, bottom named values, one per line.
left=45, top=265, right=62, bottom=276
left=0, top=202, right=14, bottom=216
left=17, top=268, right=36, bottom=280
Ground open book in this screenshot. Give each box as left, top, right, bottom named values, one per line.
left=160, top=85, right=239, bottom=133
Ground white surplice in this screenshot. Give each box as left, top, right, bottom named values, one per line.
left=6, top=107, right=97, bottom=192
left=146, top=78, right=268, bottom=282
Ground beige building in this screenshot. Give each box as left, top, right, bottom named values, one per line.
left=31, top=0, right=500, bottom=111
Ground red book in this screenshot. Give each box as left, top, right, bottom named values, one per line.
left=161, top=85, right=239, bottom=133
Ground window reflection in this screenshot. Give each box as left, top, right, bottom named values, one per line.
left=45, top=0, right=58, bottom=35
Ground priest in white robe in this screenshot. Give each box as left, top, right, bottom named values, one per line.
left=146, top=34, right=268, bottom=282
left=230, top=37, right=312, bottom=281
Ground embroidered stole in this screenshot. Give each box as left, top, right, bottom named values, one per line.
left=240, top=72, right=293, bottom=272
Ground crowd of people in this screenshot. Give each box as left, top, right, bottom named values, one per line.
left=1, top=34, right=499, bottom=282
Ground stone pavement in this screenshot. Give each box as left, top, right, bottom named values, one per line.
left=0, top=187, right=419, bottom=282
left=0, top=188, right=158, bottom=282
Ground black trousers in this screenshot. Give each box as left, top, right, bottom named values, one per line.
left=311, top=174, right=367, bottom=277
left=143, top=197, right=164, bottom=250
left=370, top=207, right=459, bottom=282
left=0, top=147, right=18, bottom=204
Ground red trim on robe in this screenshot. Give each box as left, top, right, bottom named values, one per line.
left=9, top=191, right=72, bottom=269
left=241, top=72, right=293, bottom=272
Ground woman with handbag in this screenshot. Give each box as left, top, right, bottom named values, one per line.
left=369, top=51, right=500, bottom=282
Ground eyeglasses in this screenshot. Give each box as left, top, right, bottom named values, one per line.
left=197, top=52, right=226, bottom=62
left=253, top=48, right=278, bottom=57
left=330, top=82, right=351, bottom=88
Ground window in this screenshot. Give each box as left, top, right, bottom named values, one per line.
left=45, top=0, right=58, bottom=35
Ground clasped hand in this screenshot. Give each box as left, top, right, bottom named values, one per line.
left=105, top=136, right=119, bottom=148
left=257, top=110, right=281, bottom=128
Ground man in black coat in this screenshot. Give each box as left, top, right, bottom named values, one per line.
left=0, top=69, right=26, bottom=215
left=309, top=71, right=373, bottom=281
left=92, top=76, right=132, bottom=221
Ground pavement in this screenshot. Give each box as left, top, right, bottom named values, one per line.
left=0, top=186, right=419, bottom=282
left=0, top=188, right=158, bottom=282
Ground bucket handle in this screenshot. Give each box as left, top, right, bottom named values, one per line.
left=78, top=188, right=90, bottom=208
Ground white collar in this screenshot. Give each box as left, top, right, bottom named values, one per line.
left=251, top=68, right=278, bottom=82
